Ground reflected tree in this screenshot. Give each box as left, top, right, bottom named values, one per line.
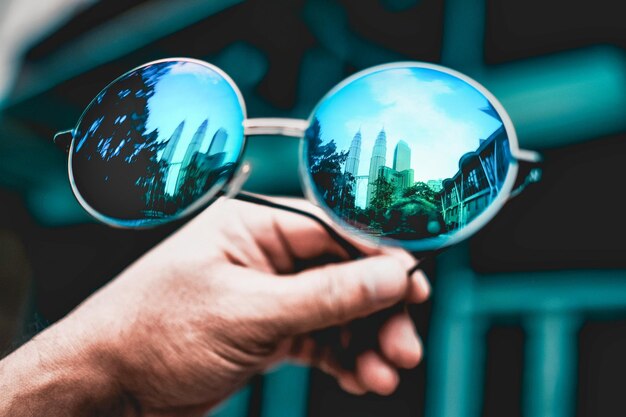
left=370, top=176, right=396, bottom=212
left=306, top=117, right=349, bottom=210
left=402, top=181, right=440, bottom=209
left=175, top=153, right=234, bottom=208
left=382, top=197, right=445, bottom=239
left=72, top=62, right=175, bottom=220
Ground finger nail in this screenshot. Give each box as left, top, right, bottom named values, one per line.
left=411, top=269, right=431, bottom=300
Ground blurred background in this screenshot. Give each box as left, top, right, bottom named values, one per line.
left=1, top=0, right=626, bottom=416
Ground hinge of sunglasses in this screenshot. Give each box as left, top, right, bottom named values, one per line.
left=243, top=118, right=308, bottom=138
left=509, top=150, right=543, bottom=199
left=224, top=162, right=252, bottom=199
left=53, top=130, right=74, bottom=153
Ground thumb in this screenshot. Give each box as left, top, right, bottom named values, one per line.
left=273, top=255, right=410, bottom=334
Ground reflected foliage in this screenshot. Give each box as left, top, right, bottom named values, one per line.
left=305, top=66, right=513, bottom=247
left=307, top=118, right=352, bottom=211
left=73, top=63, right=171, bottom=220
left=307, top=118, right=450, bottom=239
left=308, top=117, right=510, bottom=242
left=71, top=61, right=242, bottom=225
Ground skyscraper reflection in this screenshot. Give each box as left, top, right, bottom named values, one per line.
left=344, top=129, right=361, bottom=177
left=393, top=140, right=411, bottom=172
left=366, top=128, right=387, bottom=206
left=208, top=128, right=228, bottom=155
left=161, top=120, right=185, bottom=163
left=175, top=119, right=209, bottom=190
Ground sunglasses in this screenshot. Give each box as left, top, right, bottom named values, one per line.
left=54, top=58, right=541, bottom=257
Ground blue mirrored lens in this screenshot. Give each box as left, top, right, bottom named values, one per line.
left=305, top=65, right=513, bottom=250
left=71, top=60, right=245, bottom=227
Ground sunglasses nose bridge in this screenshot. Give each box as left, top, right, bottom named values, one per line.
left=243, top=118, right=308, bottom=138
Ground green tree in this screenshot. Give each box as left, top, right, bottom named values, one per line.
left=370, top=176, right=396, bottom=212
left=403, top=181, right=442, bottom=210
left=306, top=117, right=349, bottom=210
left=72, top=62, right=174, bottom=219
left=337, top=172, right=356, bottom=212
left=382, top=196, right=445, bottom=239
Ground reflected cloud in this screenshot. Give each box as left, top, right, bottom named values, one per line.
left=306, top=65, right=512, bottom=248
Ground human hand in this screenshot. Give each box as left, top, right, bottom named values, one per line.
left=1, top=197, right=430, bottom=417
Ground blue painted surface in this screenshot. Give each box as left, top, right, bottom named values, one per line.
left=208, top=385, right=251, bottom=417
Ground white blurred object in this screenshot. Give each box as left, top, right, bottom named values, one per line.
left=0, top=0, right=97, bottom=106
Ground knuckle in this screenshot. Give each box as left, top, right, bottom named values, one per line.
left=387, top=258, right=408, bottom=278
left=382, top=248, right=415, bottom=269
left=316, top=266, right=351, bottom=323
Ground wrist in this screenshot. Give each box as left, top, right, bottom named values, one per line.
left=0, top=319, right=137, bottom=417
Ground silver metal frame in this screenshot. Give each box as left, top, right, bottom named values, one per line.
left=298, top=62, right=540, bottom=253
left=65, top=58, right=248, bottom=228
left=59, top=58, right=540, bottom=252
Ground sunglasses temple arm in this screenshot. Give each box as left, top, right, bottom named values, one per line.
left=233, top=190, right=363, bottom=259
left=509, top=149, right=543, bottom=200
left=514, top=148, right=542, bottom=164
left=54, top=129, right=74, bottom=153
left=231, top=191, right=429, bottom=277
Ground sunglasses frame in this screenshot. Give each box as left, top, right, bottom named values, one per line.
left=299, top=61, right=540, bottom=252
left=55, top=57, right=540, bottom=252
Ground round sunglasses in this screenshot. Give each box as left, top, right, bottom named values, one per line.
left=54, top=58, right=541, bottom=257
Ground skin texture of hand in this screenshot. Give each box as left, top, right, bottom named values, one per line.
left=0, top=197, right=430, bottom=417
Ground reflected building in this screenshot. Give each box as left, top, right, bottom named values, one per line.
left=168, top=125, right=232, bottom=206
left=378, top=166, right=414, bottom=196
left=160, top=120, right=185, bottom=163
left=380, top=141, right=415, bottom=195
left=204, top=128, right=229, bottom=173
left=439, top=125, right=509, bottom=231
left=393, top=140, right=411, bottom=172
left=427, top=179, right=443, bottom=192
left=372, top=140, right=415, bottom=200
left=146, top=120, right=185, bottom=211
left=366, top=128, right=387, bottom=206
left=208, top=128, right=228, bottom=156
left=392, top=140, right=414, bottom=193
left=354, top=175, right=369, bottom=209
left=175, top=119, right=209, bottom=190
left=344, top=129, right=362, bottom=177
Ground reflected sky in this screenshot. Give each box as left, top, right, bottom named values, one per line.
left=71, top=60, right=246, bottom=225
left=305, top=65, right=512, bottom=247
left=315, top=67, right=503, bottom=183
left=145, top=62, right=244, bottom=193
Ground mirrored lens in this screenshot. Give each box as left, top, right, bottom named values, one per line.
left=304, top=65, right=514, bottom=251
left=70, top=60, right=245, bottom=227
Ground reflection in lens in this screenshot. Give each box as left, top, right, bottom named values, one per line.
left=71, top=60, right=245, bottom=226
left=305, top=65, right=513, bottom=250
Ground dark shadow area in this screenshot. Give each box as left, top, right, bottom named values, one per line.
left=482, top=324, right=525, bottom=417
left=578, top=318, right=626, bottom=417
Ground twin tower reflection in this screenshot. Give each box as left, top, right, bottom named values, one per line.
left=145, top=119, right=229, bottom=216
left=344, top=127, right=416, bottom=209
left=71, top=61, right=244, bottom=224
left=307, top=112, right=510, bottom=242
